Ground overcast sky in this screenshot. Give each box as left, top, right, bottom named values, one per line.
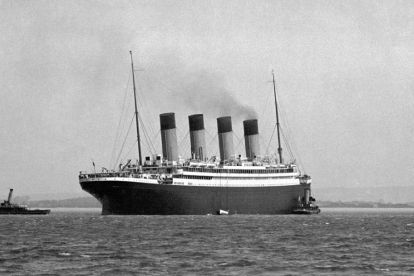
left=1, top=0, right=413, bottom=198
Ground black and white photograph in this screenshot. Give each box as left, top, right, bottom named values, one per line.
left=1, top=0, right=413, bottom=275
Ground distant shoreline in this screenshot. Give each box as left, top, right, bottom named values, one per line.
left=318, top=201, right=414, bottom=208
left=13, top=197, right=414, bottom=210
left=321, top=208, right=414, bottom=213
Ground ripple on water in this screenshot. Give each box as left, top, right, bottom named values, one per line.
left=1, top=211, right=414, bottom=275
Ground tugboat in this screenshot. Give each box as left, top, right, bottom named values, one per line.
left=0, top=189, right=50, bottom=215
left=292, top=182, right=321, bottom=214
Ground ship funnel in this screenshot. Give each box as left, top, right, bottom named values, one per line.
left=7, top=189, right=13, bottom=203
left=217, top=116, right=234, bottom=161
left=243, top=119, right=261, bottom=160
left=160, top=113, right=178, bottom=162
left=189, top=114, right=206, bottom=160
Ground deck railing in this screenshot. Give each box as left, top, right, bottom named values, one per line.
left=79, top=172, right=134, bottom=179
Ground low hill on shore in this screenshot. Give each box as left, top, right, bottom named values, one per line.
left=318, top=200, right=414, bottom=208
left=28, top=197, right=101, bottom=208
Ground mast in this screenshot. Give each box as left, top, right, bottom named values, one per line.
left=272, top=70, right=283, bottom=164
left=130, top=51, right=142, bottom=166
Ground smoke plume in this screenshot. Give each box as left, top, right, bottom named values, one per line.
left=179, top=70, right=258, bottom=121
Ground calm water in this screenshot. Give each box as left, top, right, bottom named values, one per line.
left=1, top=208, right=413, bottom=275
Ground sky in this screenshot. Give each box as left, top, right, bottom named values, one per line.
left=0, top=0, right=413, bottom=199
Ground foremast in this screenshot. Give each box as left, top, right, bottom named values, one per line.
left=130, top=51, right=143, bottom=166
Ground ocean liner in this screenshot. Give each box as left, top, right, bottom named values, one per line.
left=79, top=52, right=319, bottom=215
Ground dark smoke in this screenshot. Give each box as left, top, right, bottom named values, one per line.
left=179, top=70, right=258, bottom=121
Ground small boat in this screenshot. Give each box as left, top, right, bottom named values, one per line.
left=0, top=189, right=50, bottom=215
left=292, top=194, right=320, bottom=215
left=219, top=209, right=229, bottom=215
left=292, top=207, right=321, bottom=215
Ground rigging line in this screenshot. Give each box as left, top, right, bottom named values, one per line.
left=205, top=130, right=219, bottom=158
left=232, top=131, right=244, bottom=156
left=208, top=139, right=219, bottom=158
left=135, top=75, right=158, bottom=140
left=137, top=118, right=150, bottom=158
left=261, top=134, right=277, bottom=156
left=258, top=88, right=276, bottom=147
left=110, top=69, right=132, bottom=169
left=137, top=136, right=153, bottom=158
left=146, top=129, right=161, bottom=155
left=204, top=129, right=216, bottom=144
left=113, top=85, right=135, bottom=168
left=183, top=139, right=192, bottom=158
left=275, top=87, right=297, bottom=154
left=280, top=128, right=294, bottom=161
left=291, top=139, right=305, bottom=173
left=258, top=87, right=273, bottom=134
left=142, top=111, right=157, bottom=146
left=282, top=120, right=303, bottom=166
left=276, top=89, right=305, bottom=169
left=138, top=116, right=157, bottom=155
left=282, top=128, right=306, bottom=173
left=139, top=120, right=153, bottom=158
left=151, top=130, right=162, bottom=154
left=141, top=72, right=184, bottom=96
left=132, top=70, right=158, bottom=150
left=265, top=124, right=277, bottom=155
left=145, top=122, right=158, bottom=156
left=276, top=87, right=291, bottom=134
left=266, top=142, right=278, bottom=156
left=137, top=72, right=184, bottom=138
left=178, top=128, right=193, bottom=158
left=259, top=135, right=269, bottom=155
left=178, top=131, right=190, bottom=158
left=285, top=135, right=295, bottom=161
left=175, top=126, right=185, bottom=141
left=120, top=139, right=138, bottom=164
left=113, top=113, right=136, bottom=171
left=134, top=101, right=152, bottom=144
left=272, top=79, right=301, bottom=165
left=263, top=75, right=284, bottom=141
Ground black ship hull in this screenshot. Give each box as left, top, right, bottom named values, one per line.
left=81, top=180, right=310, bottom=215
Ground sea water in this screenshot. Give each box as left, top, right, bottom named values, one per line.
left=1, top=208, right=413, bottom=275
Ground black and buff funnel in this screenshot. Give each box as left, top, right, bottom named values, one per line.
left=189, top=114, right=206, bottom=160
left=217, top=116, right=234, bottom=161
left=243, top=119, right=260, bottom=159
left=160, top=113, right=178, bottom=161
